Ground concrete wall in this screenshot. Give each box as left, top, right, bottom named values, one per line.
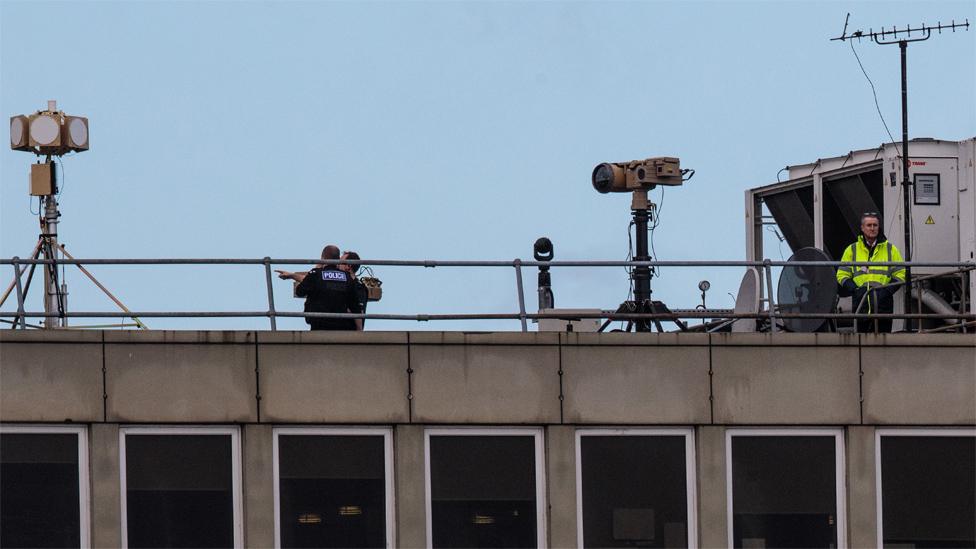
left=1, top=330, right=973, bottom=547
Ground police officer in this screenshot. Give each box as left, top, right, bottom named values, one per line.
left=276, top=244, right=362, bottom=331
left=836, top=212, right=906, bottom=333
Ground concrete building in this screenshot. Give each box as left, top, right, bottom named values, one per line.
left=2, top=137, right=974, bottom=548
left=2, top=329, right=974, bottom=548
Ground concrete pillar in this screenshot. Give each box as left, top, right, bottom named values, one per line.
left=696, top=425, right=727, bottom=547
left=395, top=424, right=426, bottom=548
left=243, top=424, right=275, bottom=548
left=546, top=425, right=578, bottom=548
left=846, top=426, right=877, bottom=548
left=89, top=423, right=121, bottom=548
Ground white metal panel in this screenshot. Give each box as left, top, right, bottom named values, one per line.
left=883, top=153, right=961, bottom=275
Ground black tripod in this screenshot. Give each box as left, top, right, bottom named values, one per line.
left=599, top=190, right=686, bottom=333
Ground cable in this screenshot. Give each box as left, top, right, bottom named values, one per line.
left=620, top=219, right=635, bottom=330
left=648, top=222, right=659, bottom=279
left=56, top=157, right=66, bottom=197
left=850, top=39, right=901, bottom=155
left=626, top=220, right=635, bottom=300
left=766, top=226, right=786, bottom=260
left=776, top=167, right=788, bottom=182
left=653, top=186, right=665, bottom=229
left=648, top=187, right=664, bottom=278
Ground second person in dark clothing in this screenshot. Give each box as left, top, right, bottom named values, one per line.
left=340, top=250, right=369, bottom=329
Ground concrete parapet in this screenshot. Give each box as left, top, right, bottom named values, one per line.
left=410, top=344, right=561, bottom=423
left=104, top=343, right=257, bottom=423
left=711, top=344, right=860, bottom=424
left=1, top=330, right=972, bottom=429
left=862, top=344, right=976, bottom=424
left=561, top=345, right=710, bottom=424
left=101, top=330, right=255, bottom=345
left=258, top=344, right=409, bottom=423
left=0, top=341, right=103, bottom=422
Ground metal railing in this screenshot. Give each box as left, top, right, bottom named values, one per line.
left=1, top=257, right=973, bottom=332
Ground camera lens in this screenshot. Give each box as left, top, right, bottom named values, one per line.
left=592, top=163, right=614, bottom=193
left=637, top=167, right=646, bottom=180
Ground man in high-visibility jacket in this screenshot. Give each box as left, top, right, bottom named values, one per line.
left=836, top=212, right=906, bottom=333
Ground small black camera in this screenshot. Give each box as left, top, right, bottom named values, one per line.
left=533, top=237, right=554, bottom=262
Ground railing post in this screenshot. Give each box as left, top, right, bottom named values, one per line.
left=763, top=259, right=777, bottom=332
left=514, top=258, right=528, bottom=332
left=961, top=271, right=969, bottom=333
left=263, top=257, right=277, bottom=331
left=12, top=257, right=26, bottom=330
left=915, top=279, right=924, bottom=334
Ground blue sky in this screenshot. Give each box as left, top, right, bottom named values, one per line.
left=2, top=0, right=974, bottom=331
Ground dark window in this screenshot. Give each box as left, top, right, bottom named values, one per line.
left=881, top=435, right=976, bottom=548
left=1, top=433, right=81, bottom=548
left=429, top=435, right=538, bottom=548
left=730, top=435, right=838, bottom=548
left=124, top=434, right=235, bottom=548
left=277, top=434, right=388, bottom=548
left=580, top=435, right=689, bottom=548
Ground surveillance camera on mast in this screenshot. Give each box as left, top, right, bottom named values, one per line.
left=590, top=155, right=693, bottom=333
left=591, top=157, right=683, bottom=194
left=7, top=100, right=92, bottom=329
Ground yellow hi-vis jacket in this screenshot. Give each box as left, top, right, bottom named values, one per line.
left=836, top=235, right=906, bottom=289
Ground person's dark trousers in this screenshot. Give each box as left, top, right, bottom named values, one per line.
left=853, top=286, right=895, bottom=333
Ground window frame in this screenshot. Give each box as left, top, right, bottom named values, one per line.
left=118, top=425, right=242, bottom=549
left=724, top=428, right=847, bottom=549
left=574, top=428, right=699, bottom=549
left=423, top=427, right=547, bottom=549
left=272, top=426, right=395, bottom=549
left=0, top=424, right=91, bottom=548
left=874, top=427, right=976, bottom=548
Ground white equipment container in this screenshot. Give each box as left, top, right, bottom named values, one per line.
left=745, top=137, right=975, bottom=328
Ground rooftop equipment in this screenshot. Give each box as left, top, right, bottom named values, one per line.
left=746, top=137, right=975, bottom=331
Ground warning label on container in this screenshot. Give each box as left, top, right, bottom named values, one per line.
left=925, top=215, right=935, bottom=225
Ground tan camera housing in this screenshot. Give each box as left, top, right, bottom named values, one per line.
left=592, top=156, right=683, bottom=193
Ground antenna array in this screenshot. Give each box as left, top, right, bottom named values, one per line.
left=832, top=13, right=970, bottom=44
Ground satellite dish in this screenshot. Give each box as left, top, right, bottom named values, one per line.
left=777, top=247, right=838, bottom=332
left=732, top=268, right=760, bottom=332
